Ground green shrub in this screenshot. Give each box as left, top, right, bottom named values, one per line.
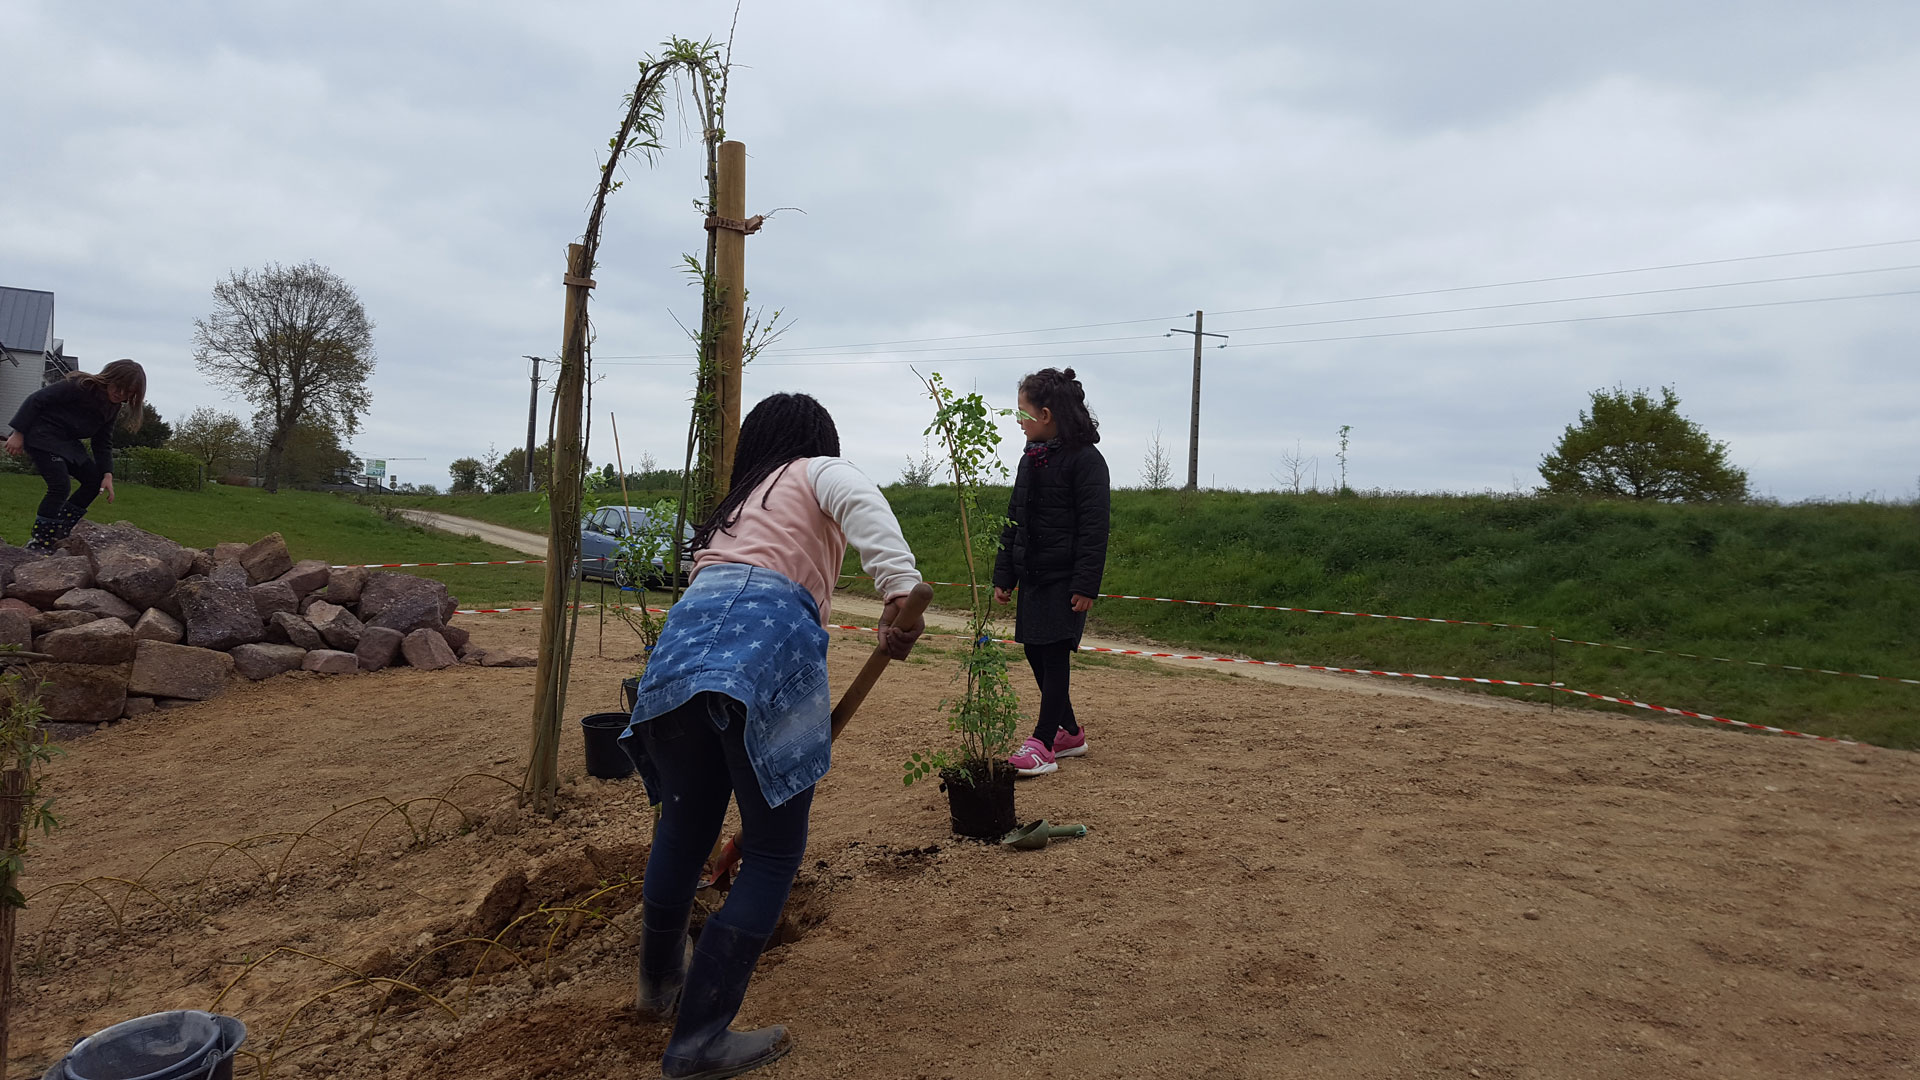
left=119, top=447, right=206, bottom=491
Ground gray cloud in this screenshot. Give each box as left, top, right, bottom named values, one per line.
left=4, top=0, right=1915, bottom=501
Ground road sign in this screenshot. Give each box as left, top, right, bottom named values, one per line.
left=367, top=459, right=386, bottom=478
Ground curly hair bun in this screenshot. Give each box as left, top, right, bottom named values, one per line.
left=1061, top=368, right=1077, bottom=381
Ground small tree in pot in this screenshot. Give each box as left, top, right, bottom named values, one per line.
left=903, top=372, right=1022, bottom=837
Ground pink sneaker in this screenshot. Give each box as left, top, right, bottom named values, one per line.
left=1051, top=726, right=1087, bottom=758
left=1007, top=737, right=1058, bottom=777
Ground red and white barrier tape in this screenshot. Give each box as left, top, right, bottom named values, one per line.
left=838, top=576, right=1917, bottom=688
left=334, top=559, right=546, bottom=569
left=1552, top=635, right=1920, bottom=686
left=1546, top=685, right=1860, bottom=745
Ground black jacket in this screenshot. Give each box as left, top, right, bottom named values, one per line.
left=8, top=378, right=120, bottom=474
left=992, top=442, right=1111, bottom=597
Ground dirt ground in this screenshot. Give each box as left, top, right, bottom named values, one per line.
left=9, top=608, right=1919, bottom=1080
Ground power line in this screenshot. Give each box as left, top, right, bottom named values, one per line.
left=1211, top=263, right=1920, bottom=336
left=1208, top=237, right=1920, bottom=317
left=592, top=286, right=1920, bottom=368
left=592, top=313, right=1188, bottom=360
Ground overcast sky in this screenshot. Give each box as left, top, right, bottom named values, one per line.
left=5, top=1, right=1917, bottom=501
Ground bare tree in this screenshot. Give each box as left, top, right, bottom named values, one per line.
left=192, top=261, right=375, bottom=492
left=1142, top=424, right=1173, bottom=490
left=1274, top=440, right=1317, bottom=494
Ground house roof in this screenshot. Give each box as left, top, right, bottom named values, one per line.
left=0, top=287, right=55, bottom=355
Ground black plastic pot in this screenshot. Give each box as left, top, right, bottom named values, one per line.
left=941, top=762, right=1016, bottom=839
left=621, top=677, right=640, bottom=715
left=580, top=712, right=636, bottom=779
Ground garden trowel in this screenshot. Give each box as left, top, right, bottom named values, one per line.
left=1000, top=820, right=1090, bottom=851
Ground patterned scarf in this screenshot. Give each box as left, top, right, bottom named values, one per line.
left=1024, top=438, right=1062, bottom=468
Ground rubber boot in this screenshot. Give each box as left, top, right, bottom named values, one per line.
left=50, top=501, right=87, bottom=541
left=661, top=918, right=791, bottom=1080
left=636, top=900, right=694, bottom=1020
left=24, top=516, right=61, bottom=554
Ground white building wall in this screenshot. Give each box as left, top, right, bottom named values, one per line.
left=0, top=350, right=45, bottom=434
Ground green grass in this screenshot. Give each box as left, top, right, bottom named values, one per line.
left=122, top=477, right=1920, bottom=748
left=879, top=486, right=1920, bottom=749
left=0, top=476, right=546, bottom=608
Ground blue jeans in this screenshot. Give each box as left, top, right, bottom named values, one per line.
left=637, top=691, right=814, bottom=938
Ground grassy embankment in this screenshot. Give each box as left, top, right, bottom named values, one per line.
left=383, top=487, right=1920, bottom=748
left=0, top=476, right=545, bottom=608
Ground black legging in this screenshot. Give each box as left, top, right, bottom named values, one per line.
left=29, top=450, right=103, bottom=520
left=1025, top=640, right=1080, bottom=745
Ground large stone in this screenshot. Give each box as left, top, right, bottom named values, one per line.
left=360, top=573, right=452, bottom=635
left=0, top=543, right=43, bottom=593
left=9, top=557, right=93, bottom=607
left=240, top=532, right=294, bottom=585
left=132, top=607, right=185, bottom=644
left=129, top=640, right=234, bottom=700
left=324, top=565, right=368, bottom=605
left=0, top=598, right=36, bottom=618
left=267, top=611, right=325, bottom=650
left=31, top=610, right=96, bottom=636
left=307, top=600, right=364, bottom=650
left=122, top=695, right=156, bottom=718
left=93, top=550, right=178, bottom=610
left=42, top=662, right=129, bottom=724
left=231, top=643, right=308, bottom=681
left=249, top=580, right=299, bottom=620
left=209, top=562, right=250, bottom=590
left=213, top=541, right=248, bottom=564
left=54, top=587, right=142, bottom=625
left=175, top=578, right=265, bottom=652
left=354, top=625, right=405, bottom=671
left=0, top=609, right=29, bottom=650
left=41, top=617, right=135, bottom=664
left=301, top=649, right=360, bottom=674
left=275, top=559, right=331, bottom=597
left=66, top=520, right=193, bottom=578
left=439, top=623, right=470, bottom=653
left=188, top=549, right=215, bottom=578
left=401, top=628, right=457, bottom=671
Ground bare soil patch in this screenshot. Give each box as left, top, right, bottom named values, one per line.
left=10, top=610, right=1918, bottom=1079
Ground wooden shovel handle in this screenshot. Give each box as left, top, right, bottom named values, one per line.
left=830, top=581, right=934, bottom=739
left=706, top=580, right=934, bottom=887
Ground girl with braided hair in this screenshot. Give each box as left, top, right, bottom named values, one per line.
left=620, top=391, right=924, bottom=1078
left=993, top=367, right=1111, bottom=777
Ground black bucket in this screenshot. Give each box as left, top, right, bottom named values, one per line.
left=580, top=712, right=636, bottom=779
left=46, top=1010, right=246, bottom=1080
left=942, top=764, right=1016, bottom=839
left=621, top=677, right=640, bottom=715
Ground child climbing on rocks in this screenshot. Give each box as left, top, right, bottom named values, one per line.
left=5, top=359, right=147, bottom=552
left=993, top=367, right=1110, bottom=777
left=620, top=392, right=924, bottom=1079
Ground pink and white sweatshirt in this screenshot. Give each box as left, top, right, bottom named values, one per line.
left=692, top=457, right=920, bottom=625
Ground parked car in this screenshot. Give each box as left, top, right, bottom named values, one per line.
left=577, top=505, right=690, bottom=589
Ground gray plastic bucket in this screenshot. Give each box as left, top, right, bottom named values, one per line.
left=45, top=1010, right=246, bottom=1080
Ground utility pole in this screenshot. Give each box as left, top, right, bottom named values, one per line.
left=1168, top=311, right=1227, bottom=490
left=522, top=355, right=546, bottom=492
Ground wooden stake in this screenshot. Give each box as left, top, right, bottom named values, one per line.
left=712, top=140, right=748, bottom=499
left=527, top=242, right=592, bottom=813
left=0, top=768, right=24, bottom=1070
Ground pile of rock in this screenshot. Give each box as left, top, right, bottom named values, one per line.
left=0, top=520, right=533, bottom=726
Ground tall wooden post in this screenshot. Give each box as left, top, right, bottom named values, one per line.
left=1185, top=309, right=1204, bottom=491
left=711, top=140, right=748, bottom=499
left=527, top=243, right=592, bottom=812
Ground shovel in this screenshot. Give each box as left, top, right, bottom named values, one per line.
left=703, top=582, right=935, bottom=888
left=1000, top=820, right=1090, bottom=851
